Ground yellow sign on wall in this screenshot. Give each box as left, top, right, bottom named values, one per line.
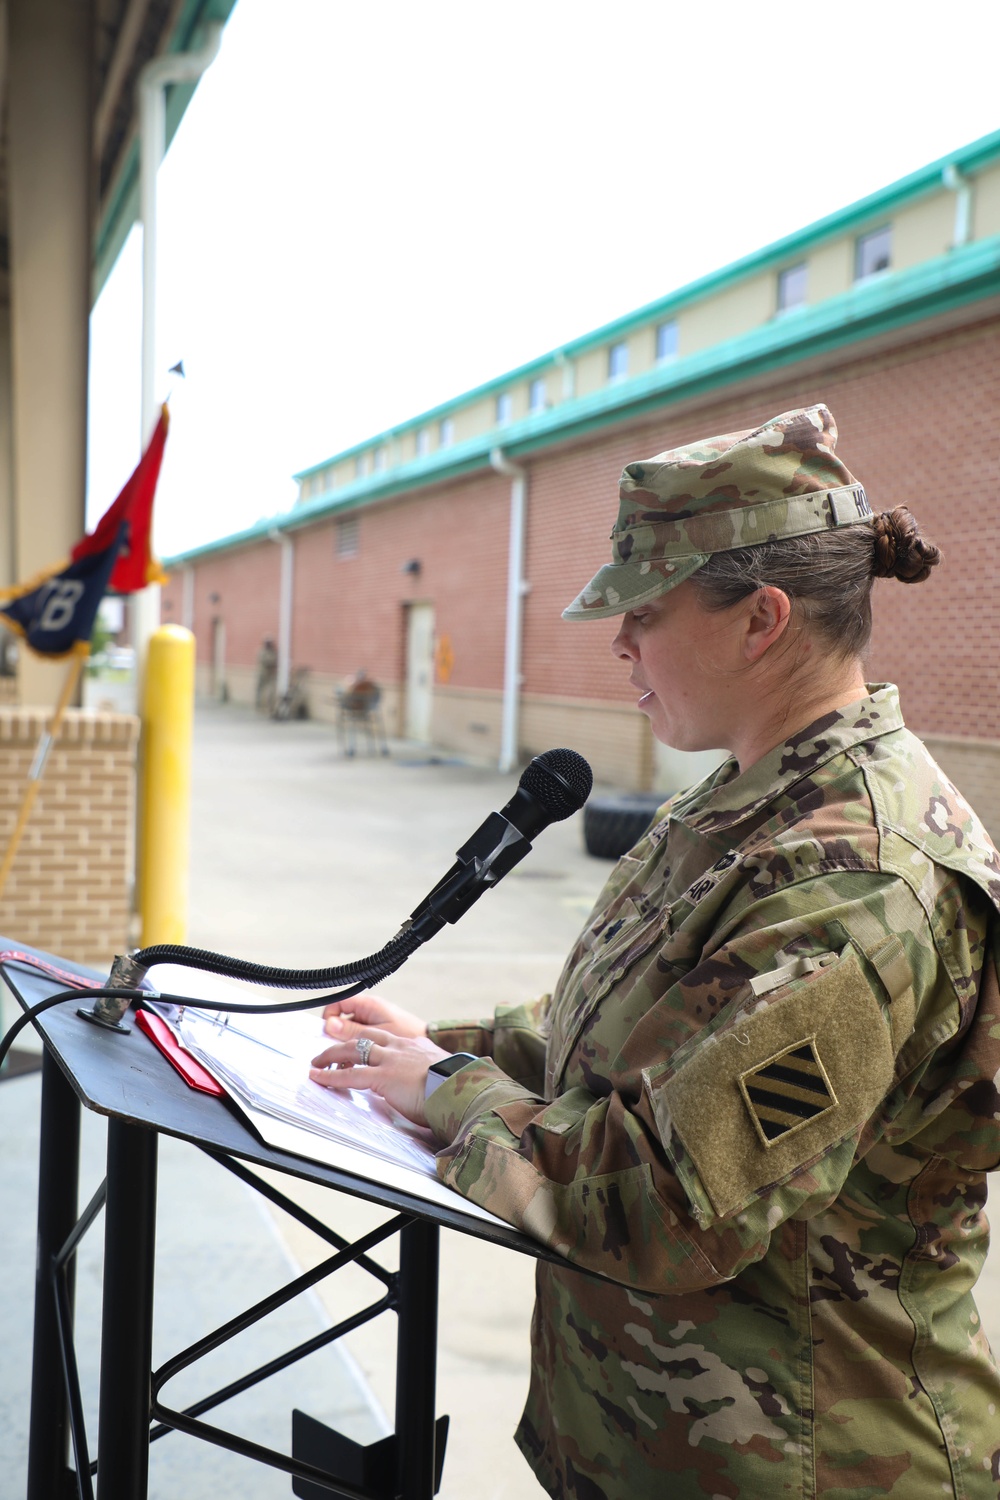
left=435, top=633, right=454, bottom=684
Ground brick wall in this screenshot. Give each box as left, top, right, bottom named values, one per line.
left=163, top=313, right=1000, bottom=821
left=0, top=710, right=138, bottom=966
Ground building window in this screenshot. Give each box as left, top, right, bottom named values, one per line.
left=655, top=320, right=678, bottom=362
left=776, top=262, right=808, bottom=313
left=608, top=341, right=629, bottom=380
left=855, top=225, right=892, bottom=281
left=373, top=445, right=388, bottom=472
left=439, top=416, right=454, bottom=447
left=495, top=392, right=512, bottom=424
left=415, top=428, right=430, bottom=456
left=336, top=516, right=359, bottom=559
left=529, top=377, right=547, bottom=413
left=354, top=452, right=368, bottom=479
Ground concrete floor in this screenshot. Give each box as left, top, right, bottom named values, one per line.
left=6, top=698, right=1000, bottom=1498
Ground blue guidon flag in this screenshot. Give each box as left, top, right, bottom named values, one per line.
left=0, top=523, right=126, bottom=659
left=0, top=405, right=169, bottom=660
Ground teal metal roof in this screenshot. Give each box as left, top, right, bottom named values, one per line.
left=165, top=230, right=1000, bottom=569
left=294, top=125, right=1000, bottom=480
left=93, top=0, right=239, bottom=298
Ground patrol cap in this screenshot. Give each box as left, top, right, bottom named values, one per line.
left=563, top=404, right=872, bottom=620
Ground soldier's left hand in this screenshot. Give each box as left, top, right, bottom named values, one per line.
left=310, top=1029, right=449, bottom=1127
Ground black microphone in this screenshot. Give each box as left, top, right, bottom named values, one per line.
left=406, top=748, right=593, bottom=939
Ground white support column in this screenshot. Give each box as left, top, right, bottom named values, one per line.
left=490, top=448, right=529, bottom=774
left=132, top=24, right=222, bottom=684
left=7, top=0, right=94, bottom=706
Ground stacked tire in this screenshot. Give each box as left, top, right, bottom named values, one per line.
left=583, top=792, right=666, bottom=860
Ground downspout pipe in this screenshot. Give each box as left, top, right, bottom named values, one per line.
left=268, top=529, right=294, bottom=699
left=942, top=162, right=973, bottom=249
left=181, top=564, right=194, bottom=630
left=490, top=448, right=529, bottom=774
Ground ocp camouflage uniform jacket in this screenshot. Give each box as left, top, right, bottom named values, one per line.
left=425, top=684, right=1000, bottom=1499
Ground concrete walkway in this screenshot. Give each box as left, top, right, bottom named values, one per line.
left=6, top=698, right=1000, bottom=1498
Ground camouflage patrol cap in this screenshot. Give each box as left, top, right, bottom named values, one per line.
left=563, top=404, right=872, bottom=620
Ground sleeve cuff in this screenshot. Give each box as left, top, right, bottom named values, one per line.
left=424, top=1057, right=538, bottom=1145
left=427, top=1020, right=495, bottom=1056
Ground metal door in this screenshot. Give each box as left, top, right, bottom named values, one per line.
left=211, top=616, right=226, bottom=701
left=404, top=603, right=434, bottom=742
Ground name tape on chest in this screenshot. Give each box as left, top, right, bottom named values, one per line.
left=683, top=851, right=739, bottom=905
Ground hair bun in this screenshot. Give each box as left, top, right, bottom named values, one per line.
left=872, top=506, right=941, bottom=584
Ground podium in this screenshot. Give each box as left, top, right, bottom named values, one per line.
left=3, top=942, right=547, bottom=1500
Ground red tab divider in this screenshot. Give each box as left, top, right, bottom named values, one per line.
left=135, top=1008, right=224, bottom=1096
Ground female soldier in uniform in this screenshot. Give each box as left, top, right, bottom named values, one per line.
left=310, top=405, right=1000, bottom=1499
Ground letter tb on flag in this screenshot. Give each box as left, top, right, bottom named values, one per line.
left=0, top=405, right=169, bottom=659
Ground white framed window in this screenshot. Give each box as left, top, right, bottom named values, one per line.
left=495, top=392, right=512, bottom=424
left=855, top=225, right=892, bottom=281
left=776, top=262, right=808, bottom=313
left=373, top=445, right=388, bottom=472
left=354, top=452, right=369, bottom=479
left=439, top=416, right=455, bottom=447
left=655, top=320, right=678, bottom=362
left=415, top=428, right=430, bottom=456
left=529, top=377, right=547, bottom=413
left=608, top=341, right=629, bottom=380
left=336, top=516, right=359, bottom=559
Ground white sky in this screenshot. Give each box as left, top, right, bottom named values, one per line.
left=87, top=0, right=1000, bottom=559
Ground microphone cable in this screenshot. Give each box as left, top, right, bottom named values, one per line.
left=0, top=971, right=384, bottom=1075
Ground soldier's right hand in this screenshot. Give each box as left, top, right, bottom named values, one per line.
left=322, top=993, right=428, bottom=1041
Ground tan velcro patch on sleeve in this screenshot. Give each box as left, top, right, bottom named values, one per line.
left=644, top=946, right=894, bottom=1221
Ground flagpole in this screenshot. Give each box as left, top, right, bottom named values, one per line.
left=0, top=649, right=87, bottom=902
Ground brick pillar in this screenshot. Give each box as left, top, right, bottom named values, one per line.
left=0, top=709, right=139, bottom=966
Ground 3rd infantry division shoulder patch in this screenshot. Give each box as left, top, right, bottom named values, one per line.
left=738, top=1037, right=838, bottom=1148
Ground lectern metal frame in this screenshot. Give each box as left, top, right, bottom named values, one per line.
left=6, top=947, right=547, bottom=1500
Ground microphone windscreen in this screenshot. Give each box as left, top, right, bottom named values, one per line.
left=519, top=748, right=593, bottom=821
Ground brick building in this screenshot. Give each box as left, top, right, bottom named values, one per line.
left=163, top=129, right=1000, bottom=833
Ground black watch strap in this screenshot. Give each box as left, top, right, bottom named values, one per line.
left=425, top=1051, right=479, bottom=1099
left=428, top=1051, right=479, bottom=1079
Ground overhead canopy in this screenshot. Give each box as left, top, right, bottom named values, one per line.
left=0, top=0, right=237, bottom=704
left=0, top=0, right=237, bottom=306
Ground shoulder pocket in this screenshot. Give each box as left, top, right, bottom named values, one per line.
left=643, top=945, right=895, bottom=1224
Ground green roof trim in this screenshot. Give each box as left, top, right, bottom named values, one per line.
left=165, top=233, right=1000, bottom=570
left=294, top=126, right=1000, bottom=478
left=93, top=0, right=239, bottom=299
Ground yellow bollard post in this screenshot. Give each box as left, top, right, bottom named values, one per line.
left=139, top=625, right=195, bottom=947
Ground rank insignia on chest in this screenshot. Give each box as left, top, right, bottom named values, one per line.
left=738, top=1037, right=838, bottom=1147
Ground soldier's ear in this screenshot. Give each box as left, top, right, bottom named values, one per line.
left=742, top=586, right=791, bottom=663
